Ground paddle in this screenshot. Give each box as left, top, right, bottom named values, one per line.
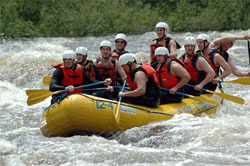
left=186, top=84, right=244, bottom=104
left=43, top=76, right=51, bottom=86
left=82, top=86, right=113, bottom=92
left=26, top=81, right=106, bottom=106
left=114, top=80, right=127, bottom=124
left=159, top=87, right=219, bottom=105
left=219, top=77, right=250, bottom=85
left=43, top=76, right=130, bottom=88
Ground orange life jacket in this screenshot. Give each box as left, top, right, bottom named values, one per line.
left=96, top=58, right=116, bottom=84
left=127, top=63, right=159, bottom=90
left=59, top=64, right=83, bottom=94
left=179, top=53, right=205, bottom=83
left=150, top=36, right=181, bottom=63
left=81, top=60, right=96, bottom=80
left=156, top=60, right=179, bottom=88
left=111, top=49, right=128, bottom=61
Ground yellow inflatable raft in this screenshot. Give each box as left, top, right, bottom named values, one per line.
left=40, top=92, right=222, bottom=137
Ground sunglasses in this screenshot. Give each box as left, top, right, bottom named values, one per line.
left=115, top=40, right=125, bottom=44
left=63, top=58, right=74, bottom=61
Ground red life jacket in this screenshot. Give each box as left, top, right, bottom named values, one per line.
left=59, top=64, right=83, bottom=94
left=179, top=53, right=205, bottom=83
left=156, top=60, right=179, bottom=88
left=81, top=60, right=96, bottom=80
left=96, top=58, right=116, bottom=84
left=150, top=36, right=181, bottom=63
left=127, top=63, right=159, bottom=90
left=111, top=49, right=128, bottom=61
left=125, top=70, right=137, bottom=90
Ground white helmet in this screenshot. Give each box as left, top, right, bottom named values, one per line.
left=184, top=37, right=196, bottom=46
left=115, top=33, right=127, bottom=42
left=197, top=34, right=211, bottom=43
left=155, top=47, right=169, bottom=56
left=63, top=50, right=76, bottom=59
left=119, top=53, right=136, bottom=65
left=155, top=22, right=169, bottom=35
left=100, top=40, right=112, bottom=48
left=75, top=47, right=88, bottom=55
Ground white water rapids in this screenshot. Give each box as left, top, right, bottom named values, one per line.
left=1, top=30, right=250, bottom=166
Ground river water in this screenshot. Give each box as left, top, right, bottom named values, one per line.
left=1, top=30, right=250, bottom=166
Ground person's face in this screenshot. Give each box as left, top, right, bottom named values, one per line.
left=156, top=27, right=165, bottom=38
left=63, top=58, right=75, bottom=69
left=76, top=53, right=87, bottom=62
left=221, top=41, right=232, bottom=51
left=185, top=44, right=195, bottom=55
left=197, top=39, right=207, bottom=51
left=115, top=39, right=126, bottom=50
left=156, top=54, right=166, bottom=64
left=100, top=47, right=111, bottom=59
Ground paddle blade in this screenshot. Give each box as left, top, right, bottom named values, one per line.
left=43, top=76, right=51, bottom=86
left=27, top=91, right=58, bottom=106
left=114, top=103, right=121, bottom=124
left=26, top=89, right=51, bottom=96
left=113, top=80, right=126, bottom=124
left=224, top=77, right=250, bottom=85
left=206, top=89, right=244, bottom=104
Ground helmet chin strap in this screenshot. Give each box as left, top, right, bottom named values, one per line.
left=201, top=40, right=209, bottom=52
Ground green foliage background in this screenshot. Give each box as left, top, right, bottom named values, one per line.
left=0, top=0, right=250, bottom=38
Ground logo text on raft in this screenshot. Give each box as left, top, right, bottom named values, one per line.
left=95, top=101, right=136, bottom=114
left=177, top=102, right=214, bottom=113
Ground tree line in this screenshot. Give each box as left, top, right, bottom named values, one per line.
left=0, top=0, right=250, bottom=38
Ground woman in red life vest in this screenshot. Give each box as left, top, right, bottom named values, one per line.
left=179, top=37, right=215, bottom=96
left=210, top=34, right=250, bottom=77
left=118, top=53, right=160, bottom=108
left=155, top=47, right=190, bottom=104
left=75, top=47, right=102, bottom=81
left=149, top=22, right=181, bottom=69
left=49, top=50, right=112, bottom=104
left=196, top=34, right=231, bottom=92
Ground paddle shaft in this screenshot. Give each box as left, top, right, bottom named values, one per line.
left=159, top=87, right=218, bottom=105
left=49, top=81, right=106, bottom=94
left=160, top=87, right=189, bottom=97
left=186, top=84, right=244, bottom=104
left=114, top=80, right=127, bottom=124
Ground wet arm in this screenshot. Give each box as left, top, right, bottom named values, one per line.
left=214, top=54, right=231, bottom=79
left=171, top=63, right=191, bottom=90
left=228, top=56, right=250, bottom=77
left=169, top=40, right=177, bottom=58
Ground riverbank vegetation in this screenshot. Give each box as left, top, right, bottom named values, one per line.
left=1, top=0, right=250, bottom=38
